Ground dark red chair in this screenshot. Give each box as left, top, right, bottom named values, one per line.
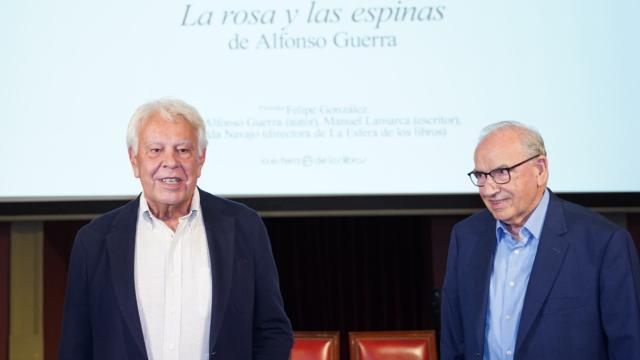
left=349, top=330, right=438, bottom=360
left=290, top=331, right=340, bottom=360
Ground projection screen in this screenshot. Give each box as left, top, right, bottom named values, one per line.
left=1, top=0, right=638, bottom=203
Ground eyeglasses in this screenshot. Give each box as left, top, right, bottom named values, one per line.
left=467, top=154, right=540, bottom=187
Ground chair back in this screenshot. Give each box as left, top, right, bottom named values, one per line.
left=349, top=330, right=437, bottom=360
left=290, top=331, right=340, bottom=360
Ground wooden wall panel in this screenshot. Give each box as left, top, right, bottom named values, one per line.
left=42, top=221, right=86, bottom=360
left=0, top=223, right=9, bottom=360
left=10, top=222, right=43, bottom=360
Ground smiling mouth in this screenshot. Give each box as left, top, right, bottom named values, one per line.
left=161, top=177, right=182, bottom=185
left=489, top=199, right=508, bottom=207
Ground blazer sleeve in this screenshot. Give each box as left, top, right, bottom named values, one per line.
left=440, top=225, right=466, bottom=360
left=250, top=215, right=294, bottom=360
left=599, top=228, right=640, bottom=358
left=58, top=229, right=93, bottom=360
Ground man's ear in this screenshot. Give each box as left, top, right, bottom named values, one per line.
left=128, top=147, right=140, bottom=178
left=196, top=148, right=206, bottom=178
left=535, top=156, right=548, bottom=186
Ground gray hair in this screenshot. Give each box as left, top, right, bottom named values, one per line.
left=479, top=121, right=547, bottom=157
left=126, top=98, right=208, bottom=156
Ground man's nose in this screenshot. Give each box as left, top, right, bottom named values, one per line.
left=161, top=150, right=180, bottom=168
left=480, top=177, right=500, bottom=196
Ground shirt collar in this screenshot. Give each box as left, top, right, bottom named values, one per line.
left=139, top=189, right=201, bottom=229
left=495, top=188, right=550, bottom=244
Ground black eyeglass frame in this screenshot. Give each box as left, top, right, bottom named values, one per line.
left=467, top=154, right=541, bottom=187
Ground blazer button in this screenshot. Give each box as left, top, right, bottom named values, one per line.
left=210, top=351, right=216, bottom=359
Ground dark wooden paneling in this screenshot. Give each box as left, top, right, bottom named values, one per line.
left=265, top=216, right=435, bottom=359
left=42, top=221, right=87, bottom=360
left=628, top=213, right=640, bottom=254
left=430, top=216, right=465, bottom=289
left=0, top=223, right=9, bottom=360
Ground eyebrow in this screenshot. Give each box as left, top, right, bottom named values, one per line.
left=144, top=141, right=194, bottom=147
left=473, top=164, right=510, bottom=173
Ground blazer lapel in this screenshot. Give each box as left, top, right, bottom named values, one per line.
left=200, top=194, right=236, bottom=352
left=515, top=194, right=569, bottom=352
left=105, top=198, right=147, bottom=357
left=470, top=215, right=498, bottom=352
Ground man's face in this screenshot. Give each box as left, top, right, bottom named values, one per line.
left=129, top=113, right=205, bottom=213
left=473, top=129, right=547, bottom=228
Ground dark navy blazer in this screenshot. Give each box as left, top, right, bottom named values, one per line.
left=441, top=191, right=640, bottom=359
left=59, top=190, right=293, bottom=360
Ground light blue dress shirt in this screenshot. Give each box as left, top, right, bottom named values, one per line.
left=483, top=189, right=550, bottom=359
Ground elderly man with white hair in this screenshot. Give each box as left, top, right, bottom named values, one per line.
left=59, top=98, right=293, bottom=360
left=441, top=121, right=640, bottom=360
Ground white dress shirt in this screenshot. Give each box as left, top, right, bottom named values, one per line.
left=134, top=189, right=212, bottom=360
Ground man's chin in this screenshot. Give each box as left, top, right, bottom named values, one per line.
left=488, top=208, right=513, bottom=222
left=161, top=195, right=188, bottom=205
left=149, top=192, right=187, bottom=206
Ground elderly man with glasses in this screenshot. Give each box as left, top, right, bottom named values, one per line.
left=440, top=121, right=640, bottom=360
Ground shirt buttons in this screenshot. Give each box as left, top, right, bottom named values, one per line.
left=513, top=249, right=520, bottom=255
left=505, top=315, right=511, bottom=320
left=509, top=281, right=515, bottom=287
left=506, top=350, right=513, bottom=356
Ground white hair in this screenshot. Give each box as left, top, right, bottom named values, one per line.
left=126, top=98, right=208, bottom=156
left=479, top=121, right=547, bottom=157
